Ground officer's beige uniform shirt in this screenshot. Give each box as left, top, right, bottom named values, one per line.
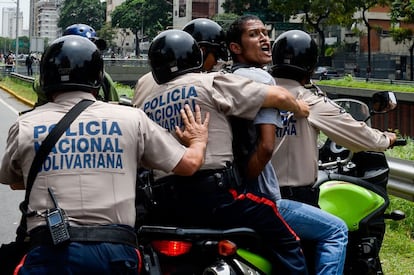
left=0, top=92, right=186, bottom=231
left=132, top=72, right=159, bottom=107
left=272, top=78, right=390, bottom=188
left=136, top=71, right=268, bottom=171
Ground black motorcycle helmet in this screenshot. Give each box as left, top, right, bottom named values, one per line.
left=183, top=18, right=228, bottom=61
left=148, top=29, right=203, bottom=84
left=40, top=35, right=104, bottom=96
left=271, top=30, right=318, bottom=80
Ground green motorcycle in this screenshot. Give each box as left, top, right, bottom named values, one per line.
left=315, top=91, right=406, bottom=275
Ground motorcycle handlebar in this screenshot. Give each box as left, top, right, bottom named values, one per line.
left=393, top=139, right=407, bottom=147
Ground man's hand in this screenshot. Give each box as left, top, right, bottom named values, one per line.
left=384, top=131, right=397, bottom=148
left=294, top=99, right=309, bottom=118
left=176, top=104, right=210, bottom=147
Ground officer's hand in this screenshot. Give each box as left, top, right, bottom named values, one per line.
left=176, top=104, right=210, bottom=147
left=294, top=99, right=309, bottom=118
left=384, top=131, right=397, bottom=148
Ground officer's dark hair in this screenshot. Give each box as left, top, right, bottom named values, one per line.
left=226, top=14, right=261, bottom=61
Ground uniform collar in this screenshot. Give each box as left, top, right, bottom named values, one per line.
left=53, top=91, right=97, bottom=106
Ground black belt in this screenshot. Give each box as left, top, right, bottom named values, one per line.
left=154, top=166, right=240, bottom=194
left=29, top=225, right=138, bottom=248
left=280, top=185, right=316, bottom=197
left=280, top=185, right=320, bottom=207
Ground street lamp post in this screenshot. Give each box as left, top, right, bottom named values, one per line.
left=15, top=0, right=19, bottom=70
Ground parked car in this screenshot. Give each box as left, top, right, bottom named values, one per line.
left=312, top=66, right=340, bottom=80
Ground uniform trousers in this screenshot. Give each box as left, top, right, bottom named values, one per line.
left=14, top=242, right=141, bottom=274
left=148, top=185, right=308, bottom=275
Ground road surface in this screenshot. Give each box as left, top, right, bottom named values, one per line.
left=0, top=88, right=31, bottom=244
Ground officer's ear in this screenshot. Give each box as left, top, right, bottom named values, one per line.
left=228, top=42, right=242, bottom=55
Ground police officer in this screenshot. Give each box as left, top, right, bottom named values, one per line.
left=227, top=15, right=348, bottom=275
left=132, top=18, right=228, bottom=107
left=33, top=23, right=119, bottom=107
left=182, top=18, right=229, bottom=72
left=0, top=35, right=209, bottom=273
left=270, top=30, right=397, bottom=207
left=136, top=29, right=310, bottom=274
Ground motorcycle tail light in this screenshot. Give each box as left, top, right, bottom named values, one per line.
left=151, top=240, right=192, bottom=256
left=218, top=240, right=237, bottom=256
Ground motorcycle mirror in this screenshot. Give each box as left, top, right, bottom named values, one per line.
left=371, top=91, right=397, bottom=114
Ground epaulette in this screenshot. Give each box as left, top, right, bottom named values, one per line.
left=304, top=82, right=326, bottom=97
left=19, top=108, right=36, bottom=116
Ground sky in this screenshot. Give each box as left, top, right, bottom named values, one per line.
left=0, top=0, right=30, bottom=30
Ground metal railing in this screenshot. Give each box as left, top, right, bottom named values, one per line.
left=387, top=157, right=414, bottom=202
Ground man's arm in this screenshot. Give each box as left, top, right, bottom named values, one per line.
left=262, top=85, right=309, bottom=118
left=246, top=123, right=276, bottom=179
left=173, top=104, right=210, bottom=176
left=311, top=98, right=396, bottom=152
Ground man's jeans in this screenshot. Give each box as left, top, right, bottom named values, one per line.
left=277, top=199, right=348, bottom=275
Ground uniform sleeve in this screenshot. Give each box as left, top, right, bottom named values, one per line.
left=210, top=72, right=268, bottom=120
left=0, top=122, right=24, bottom=185
left=308, top=96, right=390, bottom=152
left=137, top=110, right=186, bottom=172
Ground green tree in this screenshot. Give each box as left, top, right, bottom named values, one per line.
left=212, top=13, right=239, bottom=31
left=111, top=0, right=172, bottom=56
left=390, top=0, right=414, bottom=80
left=350, top=0, right=390, bottom=78
left=222, top=0, right=281, bottom=23
left=58, top=0, right=105, bottom=31
left=97, top=22, right=117, bottom=53
left=270, top=0, right=356, bottom=58
left=222, top=0, right=269, bottom=16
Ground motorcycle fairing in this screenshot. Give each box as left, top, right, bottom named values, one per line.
left=318, top=181, right=385, bottom=231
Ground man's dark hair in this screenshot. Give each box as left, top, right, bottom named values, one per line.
left=226, top=15, right=261, bottom=61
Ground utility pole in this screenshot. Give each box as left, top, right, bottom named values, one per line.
left=15, top=0, right=19, bottom=71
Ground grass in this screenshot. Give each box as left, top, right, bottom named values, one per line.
left=381, top=196, right=414, bottom=274
left=385, top=135, right=414, bottom=160
left=0, top=76, right=37, bottom=103
left=0, top=75, right=134, bottom=105
left=1, top=75, right=413, bottom=273
left=318, top=74, right=414, bottom=93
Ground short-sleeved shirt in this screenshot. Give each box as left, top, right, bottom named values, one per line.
left=232, top=66, right=282, bottom=201
left=253, top=108, right=282, bottom=201
left=0, top=92, right=186, bottom=231
left=135, top=71, right=269, bottom=172
left=272, top=77, right=390, bottom=188
left=132, top=72, right=159, bottom=107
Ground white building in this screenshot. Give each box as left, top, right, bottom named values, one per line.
left=33, top=0, right=61, bottom=43
left=1, top=7, right=23, bottom=38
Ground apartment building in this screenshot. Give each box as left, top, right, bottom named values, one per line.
left=32, top=0, right=61, bottom=43
left=1, top=7, right=23, bottom=38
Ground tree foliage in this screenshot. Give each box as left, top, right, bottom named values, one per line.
left=97, top=22, right=117, bottom=52
left=270, top=0, right=357, bottom=57
left=111, top=0, right=172, bottom=56
left=222, top=0, right=281, bottom=22
left=212, top=13, right=239, bottom=31
left=390, top=0, right=414, bottom=80
left=58, top=0, right=105, bottom=30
